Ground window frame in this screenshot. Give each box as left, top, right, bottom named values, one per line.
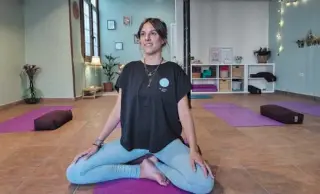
left=80, top=0, right=100, bottom=62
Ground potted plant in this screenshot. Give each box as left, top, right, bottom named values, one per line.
left=253, top=47, right=271, bottom=63
left=296, top=39, right=305, bottom=48
left=235, top=56, right=243, bottom=64
left=102, top=54, right=120, bottom=92
left=20, top=64, right=41, bottom=104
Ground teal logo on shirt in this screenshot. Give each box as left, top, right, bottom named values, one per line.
left=159, top=78, right=169, bottom=87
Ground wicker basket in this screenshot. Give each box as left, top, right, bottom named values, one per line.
left=257, top=55, right=269, bottom=63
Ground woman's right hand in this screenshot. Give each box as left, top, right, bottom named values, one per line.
left=72, top=145, right=99, bottom=164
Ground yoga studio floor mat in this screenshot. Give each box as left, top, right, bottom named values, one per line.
left=0, top=105, right=72, bottom=133
left=271, top=101, right=320, bottom=117
left=94, top=179, right=190, bottom=194
left=204, top=103, right=283, bottom=127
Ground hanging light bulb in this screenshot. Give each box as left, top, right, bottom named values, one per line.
left=279, top=19, right=284, bottom=27
left=276, top=32, right=282, bottom=40
left=279, top=45, right=283, bottom=52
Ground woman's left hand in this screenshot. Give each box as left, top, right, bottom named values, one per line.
left=189, top=150, right=213, bottom=178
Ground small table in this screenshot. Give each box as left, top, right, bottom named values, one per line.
left=82, top=86, right=103, bottom=99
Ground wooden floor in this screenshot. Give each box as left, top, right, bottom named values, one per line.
left=0, top=94, right=320, bottom=194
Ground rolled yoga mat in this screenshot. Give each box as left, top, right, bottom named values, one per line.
left=0, top=105, right=73, bottom=133
left=271, top=101, right=320, bottom=117
left=203, top=103, right=284, bottom=127
left=93, top=179, right=190, bottom=194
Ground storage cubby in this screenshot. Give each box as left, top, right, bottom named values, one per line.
left=219, top=79, right=231, bottom=92
left=191, top=64, right=218, bottom=92
left=247, top=64, right=275, bottom=93
left=232, top=65, right=244, bottom=79
left=219, top=65, right=231, bottom=79
left=231, top=79, right=244, bottom=92
left=190, top=63, right=275, bottom=94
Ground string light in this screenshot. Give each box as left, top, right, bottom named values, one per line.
left=276, top=0, right=309, bottom=56
left=277, top=0, right=285, bottom=55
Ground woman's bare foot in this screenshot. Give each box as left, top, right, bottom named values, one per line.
left=148, top=155, right=159, bottom=164
left=140, top=158, right=169, bottom=186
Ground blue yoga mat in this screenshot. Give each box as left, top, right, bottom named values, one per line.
left=191, top=94, right=212, bottom=99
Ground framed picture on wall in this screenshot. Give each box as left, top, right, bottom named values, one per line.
left=209, top=47, right=221, bottom=64
left=123, top=16, right=131, bottom=26
left=115, top=42, right=123, bottom=50
left=220, top=47, right=233, bottom=64
left=134, top=34, right=139, bottom=44
left=107, top=20, right=116, bottom=30
left=209, top=47, right=234, bottom=64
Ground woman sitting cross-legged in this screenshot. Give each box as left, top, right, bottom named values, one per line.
left=66, top=17, right=214, bottom=194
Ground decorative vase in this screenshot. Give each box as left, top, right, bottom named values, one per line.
left=24, top=76, right=41, bottom=104
left=21, top=64, right=41, bottom=104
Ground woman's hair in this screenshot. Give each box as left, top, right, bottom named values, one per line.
left=136, top=18, right=168, bottom=47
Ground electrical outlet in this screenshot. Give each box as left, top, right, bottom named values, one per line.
left=299, top=73, right=304, bottom=77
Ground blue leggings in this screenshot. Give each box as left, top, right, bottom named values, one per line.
left=66, top=138, right=214, bottom=194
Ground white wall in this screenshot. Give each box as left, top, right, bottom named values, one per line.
left=175, top=0, right=184, bottom=64
left=70, top=0, right=84, bottom=98
left=24, top=0, right=74, bottom=98
left=175, top=0, right=269, bottom=64
left=0, top=0, right=25, bottom=106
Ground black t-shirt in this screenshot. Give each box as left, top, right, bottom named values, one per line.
left=116, top=60, right=191, bottom=153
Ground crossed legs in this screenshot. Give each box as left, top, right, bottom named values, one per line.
left=66, top=139, right=148, bottom=184
left=66, top=139, right=214, bottom=194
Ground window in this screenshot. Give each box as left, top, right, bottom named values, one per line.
left=81, top=0, right=100, bottom=62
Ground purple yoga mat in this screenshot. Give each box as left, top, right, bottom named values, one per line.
left=94, top=179, right=190, bottom=194
left=204, top=103, right=283, bottom=127
left=271, top=101, right=320, bottom=117
left=203, top=102, right=239, bottom=108
left=0, top=105, right=72, bottom=133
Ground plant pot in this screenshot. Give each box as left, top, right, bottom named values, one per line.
left=235, top=59, right=242, bottom=64
left=24, top=97, right=41, bottom=104
left=257, top=55, right=268, bottom=63
left=103, top=82, right=113, bottom=92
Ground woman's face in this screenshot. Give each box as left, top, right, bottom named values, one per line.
left=139, top=22, right=165, bottom=55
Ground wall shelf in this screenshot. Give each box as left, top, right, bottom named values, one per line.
left=190, top=63, right=275, bottom=94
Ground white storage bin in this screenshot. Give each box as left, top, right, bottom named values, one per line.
left=232, top=81, right=242, bottom=91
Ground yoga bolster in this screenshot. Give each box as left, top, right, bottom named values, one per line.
left=250, top=72, right=277, bottom=82
left=260, top=104, right=304, bottom=124
left=248, top=85, right=261, bottom=94
left=34, top=110, right=73, bottom=131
